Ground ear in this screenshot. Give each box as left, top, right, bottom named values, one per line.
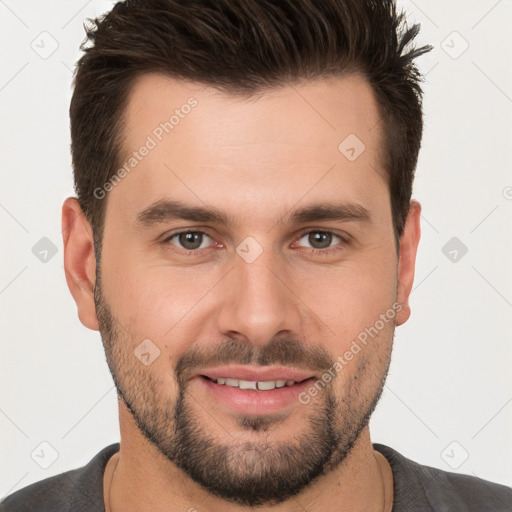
left=62, top=197, right=99, bottom=331
left=395, top=199, right=421, bottom=326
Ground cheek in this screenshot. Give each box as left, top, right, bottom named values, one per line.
left=102, top=262, right=220, bottom=349
left=305, top=253, right=398, bottom=345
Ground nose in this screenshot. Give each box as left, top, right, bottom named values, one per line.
left=216, top=247, right=303, bottom=347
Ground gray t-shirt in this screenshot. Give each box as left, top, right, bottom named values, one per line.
left=1, top=442, right=511, bottom=511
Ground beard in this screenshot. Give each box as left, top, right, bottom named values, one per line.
left=94, top=270, right=393, bottom=507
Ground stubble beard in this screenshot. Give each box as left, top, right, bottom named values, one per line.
left=94, top=272, right=392, bottom=506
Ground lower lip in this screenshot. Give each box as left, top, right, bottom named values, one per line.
left=197, top=376, right=315, bottom=415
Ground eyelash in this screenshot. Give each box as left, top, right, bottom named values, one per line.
left=161, top=229, right=349, bottom=256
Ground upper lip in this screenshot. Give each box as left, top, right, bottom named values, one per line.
left=196, top=365, right=316, bottom=382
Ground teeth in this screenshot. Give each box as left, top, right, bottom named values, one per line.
left=212, top=378, right=298, bottom=390
left=239, top=380, right=257, bottom=390
left=257, top=381, right=275, bottom=391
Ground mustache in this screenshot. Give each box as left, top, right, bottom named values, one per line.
left=175, top=335, right=334, bottom=383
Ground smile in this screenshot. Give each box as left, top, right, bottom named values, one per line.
left=203, top=376, right=307, bottom=391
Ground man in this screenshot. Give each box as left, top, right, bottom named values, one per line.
left=2, top=0, right=511, bottom=510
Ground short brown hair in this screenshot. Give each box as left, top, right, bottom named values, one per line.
left=70, top=0, right=432, bottom=251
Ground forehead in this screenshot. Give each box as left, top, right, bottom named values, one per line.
left=108, top=72, right=387, bottom=226
left=121, top=72, right=382, bottom=154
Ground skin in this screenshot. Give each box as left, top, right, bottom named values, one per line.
left=62, top=73, right=421, bottom=511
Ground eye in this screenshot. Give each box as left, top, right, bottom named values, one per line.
left=165, top=231, right=215, bottom=251
left=295, top=230, right=346, bottom=252
left=162, top=229, right=347, bottom=256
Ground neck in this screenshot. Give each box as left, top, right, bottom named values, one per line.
left=106, top=408, right=393, bottom=512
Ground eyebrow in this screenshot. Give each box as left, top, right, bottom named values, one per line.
left=136, top=199, right=371, bottom=228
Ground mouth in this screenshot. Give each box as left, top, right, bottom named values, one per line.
left=193, top=366, right=317, bottom=415
left=201, top=375, right=312, bottom=391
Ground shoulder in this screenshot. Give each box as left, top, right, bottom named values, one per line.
left=374, top=443, right=512, bottom=512
left=0, top=443, right=119, bottom=512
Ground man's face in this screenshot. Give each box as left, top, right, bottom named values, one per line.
left=93, top=73, right=405, bottom=506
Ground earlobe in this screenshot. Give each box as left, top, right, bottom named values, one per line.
left=62, top=197, right=99, bottom=331
left=395, top=200, right=421, bottom=327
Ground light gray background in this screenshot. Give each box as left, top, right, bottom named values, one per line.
left=1, top=0, right=511, bottom=499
